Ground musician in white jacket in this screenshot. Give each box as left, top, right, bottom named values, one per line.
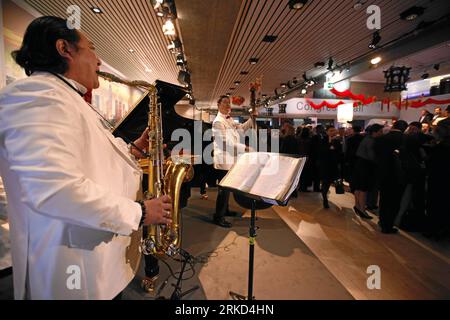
left=212, top=95, right=256, bottom=228
left=0, top=16, right=172, bottom=300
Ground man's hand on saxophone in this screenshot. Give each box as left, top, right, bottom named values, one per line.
left=143, top=195, right=173, bottom=226
left=131, top=128, right=150, bottom=159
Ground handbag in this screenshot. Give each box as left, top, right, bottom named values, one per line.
left=334, top=179, right=345, bottom=194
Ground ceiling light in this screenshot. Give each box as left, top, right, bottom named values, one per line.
left=301, top=88, right=307, bottom=95
left=167, top=38, right=182, bottom=52
left=249, top=58, right=259, bottom=65
left=240, top=71, right=249, bottom=75
left=91, top=7, right=103, bottom=14
left=353, top=0, right=367, bottom=10
left=262, top=94, right=267, bottom=98
left=400, top=6, right=425, bottom=21
left=302, top=72, right=308, bottom=82
left=369, top=31, right=381, bottom=49
left=128, top=48, right=135, bottom=53
left=262, top=35, right=278, bottom=43
left=288, top=0, right=308, bottom=10
left=314, top=61, right=325, bottom=68
left=281, top=83, right=287, bottom=88
left=327, top=58, right=334, bottom=70
left=371, top=56, right=382, bottom=65
left=176, top=54, right=185, bottom=66
left=152, top=0, right=164, bottom=9
left=162, top=19, right=176, bottom=36
left=234, top=81, right=241, bottom=86
left=229, top=87, right=235, bottom=91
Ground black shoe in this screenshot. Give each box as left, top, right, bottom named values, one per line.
left=214, top=217, right=232, bottom=228
left=381, top=227, right=398, bottom=234
left=225, top=210, right=240, bottom=217
left=354, top=206, right=373, bottom=220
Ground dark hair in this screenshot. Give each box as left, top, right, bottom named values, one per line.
left=409, top=121, right=422, bottom=130
left=217, top=95, right=229, bottom=104
left=301, top=127, right=311, bottom=139
left=392, top=120, right=408, bottom=133
left=352, top=125, right=362, bottom=133
left=12, top=16, right=80, bottom=76
left=368, top=124, right=383, bottom=134
left=325, top=125, right=335, bottom=131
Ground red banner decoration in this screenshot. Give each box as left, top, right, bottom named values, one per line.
left=330, top=88, right=376, bottom=105
left=231, top=96, right=245, bottom=106
left=307, top=99, right=358, bottom=110
left=409, top=98, right=450, bottom=108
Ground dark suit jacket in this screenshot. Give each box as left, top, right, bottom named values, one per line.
left=374, top=130, right=404, bottom=186
left=419, top=113, right=433, bottom=124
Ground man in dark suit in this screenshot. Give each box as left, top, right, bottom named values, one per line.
left=374, top=120, right=408, bottom=234
left=419, top=110, right=433, bottom=124
left=344, top=126, right=364, bottom=186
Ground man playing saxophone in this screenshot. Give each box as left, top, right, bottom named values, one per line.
left=0, top=16, right=171, bottom=300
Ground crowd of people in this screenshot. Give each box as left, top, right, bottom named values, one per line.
left=277, top=107, right=450, bottom=239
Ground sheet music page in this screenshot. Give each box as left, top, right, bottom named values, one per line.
left=249, top=154, right=302, bottom=200
left=219, top=153, right=266, bottom=192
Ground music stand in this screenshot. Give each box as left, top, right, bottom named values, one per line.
left=218, top=152, right=305, bottom=300
left=227, top=191, right=283, bottom=301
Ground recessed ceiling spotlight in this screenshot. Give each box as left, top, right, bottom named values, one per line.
left=314, top=61, right=325, bottom=68
left=371, top=56, right=382, bottom=65
left=369, top=31, right=381, bottom=49
left=91, top=7, right=103, bottom=14
left=240, top=71, right=249, bottom=75
left=353, top=0, right=367, bottom=10
left=288, top=0, right=308, bottom=10
left=249, top=58, right=259, bottom=65
left=301, top=88, right=307, bottom=95
left=400, top=6, right=425, bottom=21
left=128, top=48, right=135, bottom=53
left=262, top=35, right=278, bottom=43
left=281, top=83, right=287, bottom=88
left=234, top=81, right=241, bottom=86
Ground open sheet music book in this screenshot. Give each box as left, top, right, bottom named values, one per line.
left=219, top=152, right=307, bottom=204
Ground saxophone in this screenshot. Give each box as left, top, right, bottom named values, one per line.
left=98, top=71, right=193, bottom=260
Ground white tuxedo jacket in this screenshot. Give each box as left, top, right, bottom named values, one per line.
left=0, top=72, right=142, bottom=299
left=212, top=112, right=253, bottom=171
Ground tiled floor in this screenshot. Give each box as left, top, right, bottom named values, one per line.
left=273, top=190, right=450, bottom=300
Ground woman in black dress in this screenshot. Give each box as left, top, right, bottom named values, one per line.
left=318, top=126, right=344, bottom=208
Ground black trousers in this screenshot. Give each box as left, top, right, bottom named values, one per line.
left=321, top=178, right=332, bottom=201
left=379, top=184, right=404, bottom=230
left=215, top=170, right=229, bottom=220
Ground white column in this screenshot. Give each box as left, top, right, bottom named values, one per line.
left=0, top=0, right=6, bottom=89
